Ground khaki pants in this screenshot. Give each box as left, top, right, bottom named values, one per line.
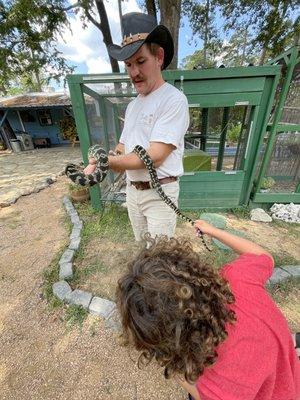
left=126, top=181, right=180, bottom=241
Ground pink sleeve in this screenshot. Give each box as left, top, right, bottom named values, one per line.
left=221, top=253, right=274, bottom=286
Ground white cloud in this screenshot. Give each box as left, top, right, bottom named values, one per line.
left=56, top=0, right=141, bottom=74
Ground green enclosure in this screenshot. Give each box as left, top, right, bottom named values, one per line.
left=67, top=63, right=281, bottom=210
left=252, top=45, right=300, bottom=205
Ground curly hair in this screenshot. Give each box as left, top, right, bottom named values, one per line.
left=116, top=236, right=236, bottom=383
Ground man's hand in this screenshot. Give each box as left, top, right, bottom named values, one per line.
left=83, top=163, right=96, bottom=175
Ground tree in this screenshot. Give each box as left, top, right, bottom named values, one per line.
left=158, top=0, right=182, bottom=69
left=0, top=0, right=121, bottom=96
left=218, top=0, right=300, bottom=64
left=181, top=40, right=222, bottom=69
left=182, top=0, right=220, bottom=68
left=78, top=0, right=120, bottom=73
left=221, top=27, right=258, bottom=67
left=140, top=0, right=182, bottom=69
left=0, top=0, right=73, bottom=95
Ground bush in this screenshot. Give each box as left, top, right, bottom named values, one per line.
left=227, top=123, right=242, bottom=143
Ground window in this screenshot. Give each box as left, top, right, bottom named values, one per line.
left=37, top=109, right=53, bottom=126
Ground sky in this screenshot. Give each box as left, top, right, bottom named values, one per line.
left=55, top=0, right=206, bottom=87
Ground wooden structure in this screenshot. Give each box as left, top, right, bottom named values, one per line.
left=67, top=64, right=282, bottom=210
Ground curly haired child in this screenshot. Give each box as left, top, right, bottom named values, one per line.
left=116, top=220, right=300, bottom=400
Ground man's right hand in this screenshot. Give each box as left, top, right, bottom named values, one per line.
left=83, top=163, right=96, bottom=175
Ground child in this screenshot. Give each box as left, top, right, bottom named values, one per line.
left=116, top=220, right=300, bottom=400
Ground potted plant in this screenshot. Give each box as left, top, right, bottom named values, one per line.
left=69, top=183, right=90, bottom=203
left=260, top=177, right=275, bottom=193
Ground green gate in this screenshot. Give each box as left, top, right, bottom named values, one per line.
left=67, top=65, right=280, bottom=210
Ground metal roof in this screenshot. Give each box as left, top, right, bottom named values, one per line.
left=0, top=92, right=71, bottom=109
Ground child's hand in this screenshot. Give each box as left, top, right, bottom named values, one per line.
left=194, top=220, right=215, bottom=236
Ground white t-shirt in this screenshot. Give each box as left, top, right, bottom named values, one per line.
left=119, top=82, right=189, bottom=181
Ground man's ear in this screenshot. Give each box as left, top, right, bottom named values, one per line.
left=157, top=47, right=164, bottom=69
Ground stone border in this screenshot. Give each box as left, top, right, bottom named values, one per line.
left=52, top=200, right=299, bottom=331
left=52, top=196, right=120, bottom=332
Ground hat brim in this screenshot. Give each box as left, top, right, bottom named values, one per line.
left=107, top=25, right=174, bottom=69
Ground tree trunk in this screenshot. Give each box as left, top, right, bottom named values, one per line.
left=145, top=0, right=158, bottom=24
left=94, top=0, right=120, bottom=73
left=159, top=0, right=182, bottom=69
left=203, top=0, right=210, bottom=67
left=259, top=46, right=267, bottom=65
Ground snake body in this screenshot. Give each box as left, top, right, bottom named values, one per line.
left=65, top=144, right=108, bottom=186
left=65, top=144, right=211, bottom=251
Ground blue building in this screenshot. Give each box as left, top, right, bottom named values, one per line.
left=0, top=92, right=75, bottom=150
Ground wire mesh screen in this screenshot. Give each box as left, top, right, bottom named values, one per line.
left=84, top=95, right=104, bottom=146
left=185, top=106, right=251, bottom=172
left=281, top=62, right=300, bottom=124
left=264, top=131, right=300, bottom=193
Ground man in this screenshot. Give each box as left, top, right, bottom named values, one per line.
left=84, top=12, right=189, bottom=240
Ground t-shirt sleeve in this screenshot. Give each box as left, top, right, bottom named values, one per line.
left=150, top=98, right=189, bottom=148
left=221, top=253, right=274, bottom=286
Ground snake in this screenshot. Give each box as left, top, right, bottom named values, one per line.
left=65, top=144, right=211, bottom=251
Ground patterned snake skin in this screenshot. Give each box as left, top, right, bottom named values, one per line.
left=65, top=144, right=109, bottom=186
left=65, top=144, right=211, bottom=251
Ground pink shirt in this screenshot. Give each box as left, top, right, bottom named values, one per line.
left=196, top=253, right=300, bottom=400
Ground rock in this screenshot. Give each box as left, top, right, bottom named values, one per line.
left=69, top=237, right=81, bottom=251
left=70, top=227, right=81, bottom=240
left=270, top=203, right=300, bottom=223
left=70, top=214, right=80, bottom=224
left=59, top=249, right=74, bottom=265
left=280, top=265, right=300, bottom=277
left=199, top=213, right=227, bottom=229
left=268, top=267, right=291, bottom=284
left=45, top=177, right=54, bottom=185
left=250, top=208, right=272, bottom=222
left=59, top=262, right=73, bottom=280
left=89, top=297, right=116, bottom=319
left=53, top=281, right=72, bottom=301
left=65, top=289, right=93, bottom=309
left=105, top=309, right=122, bottom=332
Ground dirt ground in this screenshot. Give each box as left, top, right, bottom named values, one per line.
left=0, top=177, right=186, bottom=400
left=77, top=205, right=300, bottom=333
left=0, top=177, right=299, bottom=400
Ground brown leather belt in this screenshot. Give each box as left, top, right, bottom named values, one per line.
left=130, top=176, right=177, bottom=190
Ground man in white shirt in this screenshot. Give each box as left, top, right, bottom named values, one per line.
left=85, top=12, right=189, bottom=240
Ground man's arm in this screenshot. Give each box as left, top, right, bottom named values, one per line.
left=194, top=220, right=273, bottom=258
left=108, top=141, right=175, bottom=173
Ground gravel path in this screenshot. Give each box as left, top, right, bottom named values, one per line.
left=0, top=178, right=185, bottom=400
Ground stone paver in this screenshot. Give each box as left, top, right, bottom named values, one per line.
left=89, top=297, right=116, bottom=318
left=0, top=146, right=82, bottom=207
left=65, top=289, right=93, bottom=309
left=52, top=281, right=72, bottom=301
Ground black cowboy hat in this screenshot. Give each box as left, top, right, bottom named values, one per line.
left=108, top=12, right=174, bottom=70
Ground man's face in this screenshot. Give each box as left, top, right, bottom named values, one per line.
left=125, top=44, right=164, bottom=96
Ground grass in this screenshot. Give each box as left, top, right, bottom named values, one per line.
left=64, top=304, right=88, bottom=330
left=272, top=252, right=299, bottom=267
left=268, top=276, right=300, bottom=303
left=69, top=260, right=109, bottom=285
left=270, top=219, right=300, bottom=239
left=228, top=206, right=251, bottom=219
left=76, top=203, right=134, bottom=244
left=42, top=249, right=64, bottom=310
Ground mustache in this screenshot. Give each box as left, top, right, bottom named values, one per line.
left=131, top=76, right=144, bottom=83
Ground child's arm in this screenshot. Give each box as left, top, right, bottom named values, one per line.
left=194, top=220, right=273, bottom=258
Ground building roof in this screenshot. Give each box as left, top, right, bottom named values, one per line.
left=0, top=92, right=71, bottom=109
